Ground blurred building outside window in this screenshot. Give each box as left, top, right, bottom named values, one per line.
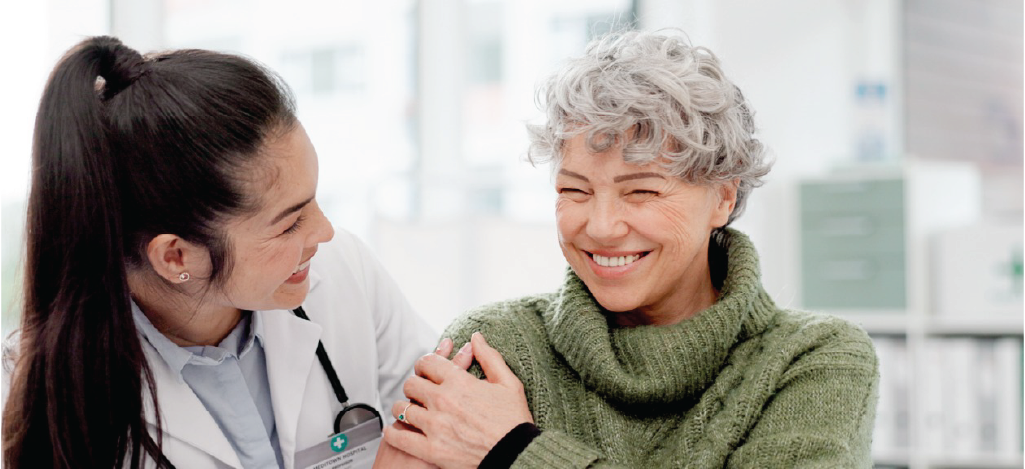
left=0, top=0, right=635, bottom=333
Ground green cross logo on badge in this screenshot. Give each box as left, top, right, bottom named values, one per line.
left=330, top=434, right=348, bottom=453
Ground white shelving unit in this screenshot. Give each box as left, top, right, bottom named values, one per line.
left=800, top=164, right=1023, bottom=469
left=923, top=454, right=1024, bottom=469
left=837, top=311, right=1024, bottom=469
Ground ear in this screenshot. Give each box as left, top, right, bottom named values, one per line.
left=711, top=179, right=739, bottom=228
left=144, top=234, right=208, bottom=284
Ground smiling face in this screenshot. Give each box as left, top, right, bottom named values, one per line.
left=214, top=122, right=335, bottom=312
left=555, top=134, right=737, bottom=326
left=129, top=121, right=337, bottom=346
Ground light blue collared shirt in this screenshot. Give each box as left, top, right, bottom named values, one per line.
left=133, top=301, right=284, bottom=469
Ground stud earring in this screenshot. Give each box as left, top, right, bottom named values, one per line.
left=178, top=272, right=190, bottom=282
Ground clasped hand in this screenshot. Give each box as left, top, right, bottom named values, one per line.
left=373, top=333, right=533, bottom=469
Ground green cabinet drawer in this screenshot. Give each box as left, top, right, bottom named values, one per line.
left=801, top=255, right=906, bottom=309
left=800, top=179, right=904, bottom=213
left=801, top=211, right=905, bottom=258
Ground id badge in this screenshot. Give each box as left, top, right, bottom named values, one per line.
left=294, top=417, right=383, bottom=469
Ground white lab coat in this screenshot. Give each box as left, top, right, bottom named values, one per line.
left=136, top=229, right=438, bottom=468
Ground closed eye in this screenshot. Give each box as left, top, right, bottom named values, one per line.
left=557, top=187, right=590, bottom=201
left=625, top=190, right=659, bottom=202
left=282, top=214, right=306, bottom=235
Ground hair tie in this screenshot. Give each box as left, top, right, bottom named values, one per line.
left=98, top=39, right=147, bottom=100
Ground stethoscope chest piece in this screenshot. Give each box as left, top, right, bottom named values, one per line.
left=334, top=402, right=384, bottom=434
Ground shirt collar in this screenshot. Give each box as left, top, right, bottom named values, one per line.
left=132, top=300, right=263, bottom=382
left=132, top=300, right=193, bottom=381
left=248, top=310, right=266, bottom=354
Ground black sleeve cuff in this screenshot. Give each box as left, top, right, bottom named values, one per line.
left=478, top=422, right=542, bottom=469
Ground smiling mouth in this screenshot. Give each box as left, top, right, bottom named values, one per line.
left=588, top=251, right=649, bottom=267
left=292, top=258, right=312, bottom=275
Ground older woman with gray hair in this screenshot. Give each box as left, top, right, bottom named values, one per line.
left=377, top=30, right=878, bottom=468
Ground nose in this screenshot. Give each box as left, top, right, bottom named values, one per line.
left=308, top=201, right=335, bottom=245
left=585, top=196, right=628, bottom=242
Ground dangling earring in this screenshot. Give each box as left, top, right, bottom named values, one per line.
left=178, top=272, right=191, bottom=282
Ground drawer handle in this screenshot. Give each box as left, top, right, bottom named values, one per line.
left=817, top=216, right=875, bottom=237
left=821, top=259, right=876, bottom=281
left=817, top=182, right=870, bottom=194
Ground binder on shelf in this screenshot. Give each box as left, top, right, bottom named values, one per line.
left=871, top=335, right=910, bottom=456
left=891, top=338, right=909, bottom=449
left=945, top=338, right=980, bottom=456
left=994, top=337, right=1024, bottom=455
left=919, top=339, right=946, bottom=455
left=977, top=339, right=998, bottom=453
left=919, top=337, right=1024, bottom=459
left=872, top=336, right=896, bottom=454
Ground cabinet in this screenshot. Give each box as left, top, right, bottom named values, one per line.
left=797, top=166, right=1023, bottom=469
left=800, top=178, right=907, bottom=310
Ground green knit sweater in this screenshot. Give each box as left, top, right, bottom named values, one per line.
left=443, top=229, right=878, bottom=468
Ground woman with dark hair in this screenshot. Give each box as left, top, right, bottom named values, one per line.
left=1, top=36, right=437, bottom=468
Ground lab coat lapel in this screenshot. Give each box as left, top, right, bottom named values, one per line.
left=141, top=343, right=243, bottom=468
left=261, top=304, right=322, bottom=467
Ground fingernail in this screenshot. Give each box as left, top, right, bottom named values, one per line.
left=458, top=342, right=471, bottom=355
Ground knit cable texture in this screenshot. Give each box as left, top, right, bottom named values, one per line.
left=443, top=228, right=879, bottom=468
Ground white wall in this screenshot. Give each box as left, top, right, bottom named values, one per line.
left=636, top=0, right=904, bottom=307
left=376, top=218, right=565, bottom=333
left=374, top=0, right=911, bottom=327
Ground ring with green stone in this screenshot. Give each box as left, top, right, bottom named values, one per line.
left=398, top=403, right=413, bottom=424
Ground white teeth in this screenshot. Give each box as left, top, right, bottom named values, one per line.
left=292, top=259, right=311, bottom=274
left=592, top=254, right=641, bottom=267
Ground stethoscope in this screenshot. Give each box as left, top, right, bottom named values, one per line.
left=159, top=306, right=382, bottom=468
left=291, top=305, right=384, bottom=435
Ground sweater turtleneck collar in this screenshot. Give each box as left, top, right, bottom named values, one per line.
left=542, top=228, right=777, bottom=407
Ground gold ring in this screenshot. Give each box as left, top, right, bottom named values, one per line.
left=397, top=402, right=413, bottom=424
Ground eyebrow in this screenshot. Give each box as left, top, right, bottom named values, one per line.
left=270, top=196, right=315, bottom=226
left=558, top=169, right=589, bottom=182
left=613, top=172, right=665, bottom=183
left=558, top=169, right=665, bottom=184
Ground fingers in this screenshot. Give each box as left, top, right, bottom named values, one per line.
left=402, top=374, right=432, bottom=406
left=391, top=400, right=423, bottom=429
left=383, top=423, right=432, bottom=463
left=373, top=436, right=437, bottom=469
left=413, top=352, right=463, bottom=384
left=393, top=418, right=422, bottom=435
left=433, top=337, right=472, bottom=370
left=451, top=341, right=473, bottom=370
left=470, top=332, right=517, bottom=385
left=434, top=338, right=454, bottom=358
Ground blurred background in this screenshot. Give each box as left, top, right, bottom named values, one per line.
left=0, top=1, right=1021, bottom=467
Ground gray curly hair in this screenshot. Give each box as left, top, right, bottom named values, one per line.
left=527, top=30, right=772, bottom=225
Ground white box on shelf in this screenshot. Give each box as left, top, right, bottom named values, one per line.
left=931, top=222, right=1024, bottom=317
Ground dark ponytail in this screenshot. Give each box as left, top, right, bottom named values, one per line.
left=2, top=36, right=296, bottom=468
